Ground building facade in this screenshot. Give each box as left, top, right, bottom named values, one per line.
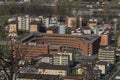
left=98, top=47, right=116, bottom=64
left=8, top=21, right=17, bottom=33
left=37, top=63, right=70, bottom=76
left=100, top=33, right=111, bottom=46
left=53, top=54, right=69, bottom=65
left=19, top=33, right=100, bottom=56
left=17, top=15, right=30, bottom=30
left=29, top=21, right=40, bottom=33
left=66, top=17, right=82, bottom=28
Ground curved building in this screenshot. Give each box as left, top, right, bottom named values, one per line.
left=18, top=33, right=100, bottom=59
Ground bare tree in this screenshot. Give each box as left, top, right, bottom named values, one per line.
left=0, top=38, right=33, bottom=80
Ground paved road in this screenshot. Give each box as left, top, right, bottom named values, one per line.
left=105, top=62, right=120, bottom=80
left=109, top=69, right=120, bottom=80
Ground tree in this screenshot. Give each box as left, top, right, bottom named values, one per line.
left=56, top=0, right=71, bottom=21
left=0, top=37, right=33, bottom=80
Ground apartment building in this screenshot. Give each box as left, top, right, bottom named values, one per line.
left=8, top=21, right=17, bottom=33
left=34, top=54, right=53, bottom=64
left=29, top=21, right=40, bottom=33
left=43, top=18, right=49, bottom=28
left=98, top=47, right=116, bottom=64
left=95, top=61, right=108, bottom=74
left=42, top=16, right=58, bottom=28
left=88, top=18, right=97, bottom=29
left=58, top=25, right=66, bottom=34
left=58, top=51, right=73, bottom=61
left=17, top=15, right=30, bottom=30
left=37, top=63, right=70, bottom=76
left=46, top=26, right=59, bottom=34
left=100, top=33, right=111, bottom=46
left=75, top=63, right=101, bottom=80
left=53, top=54, right=69, bottom=65
left=66, top=17, right=82, bottom=28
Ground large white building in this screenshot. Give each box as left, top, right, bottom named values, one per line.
left=98, top=47, right=116, bottom=64
left=53, top=54, right=69, bottom=65
left=17, top=15, right=30, bottom=30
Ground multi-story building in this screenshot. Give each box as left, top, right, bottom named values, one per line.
left=88, top=18, right=97, bottom=29
left=17, top=15, right=30, bottom=30
left=100, top=33, right=111, bottom=46
left=98, top=47, right=116, bottom=64
left=18, top=33, right=100, bottom=56
left=29, top=21, right=40, bottom=33
left=95, top=61, right=108, bottom=74
left=66, top=17, right=82, bottom=28
left=58, top=51, right=73, bottom=61
left=8, top=21, right=17, bottom=33
left=34, top=54, right=53, bottom=64
left=16, top=73, right=59, bottom=80
left=91, top=25, right=105, bottom=36
left=82, top=27, right=91, bottom=35
left=46, top=26, right=59, bottom=34
left=57, top=51, right=74, bottom=65
left=42, top=16, right=58, bottom=28
left=53, top=54, right=69, bottom=65
left=37, top=63, right=70, bottom=76
left=49, top=16, right=58, bottom=26
left=58, top=25, right=66, bottom=34
left=43, top=18, right=49, bottom=28
left=75, top=62, right=101, bottom=80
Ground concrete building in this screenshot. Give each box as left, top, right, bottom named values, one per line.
left=8, top=21, right=17, bottom=33
left=58, top=25, right=66, bottom=34
left=46, top=26, right=59, bottom=34
left=49, top=16, right=58, bottom=26
left=100, top=33, right=111, bottom=46
left=29, top=21, right=40, bottom=33
left=82, top=27, right=91, bottom=35
left=58, top=51, right=73, bottom=61
left=37, top=63, right=70, bottom=76
left=75, top=63, right=101, bottom=80
left=43, top=18, right=49, bottom=28
left=98, top=47, right=116, bottom=64
left=42, top=16, right=58, bottom=28
left=17, top=15, right=30, bottom=30
left=66, top=17, right=82, bottom=28
left=53, top=54, right=69, bottom=65
left=34, top=54, right=53, bottom=64
left=95, top=61, right=108, bottom=74
left=88, top=18, right=97, bottom=29
left=71, top=28, right=83, bottom=35
left=88, top=22, right=97, bottom=29
left=91, top=25, right=106, bottom=36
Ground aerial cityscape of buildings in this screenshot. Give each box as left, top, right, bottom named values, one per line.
left=0, top=0, right=120, bottom=80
